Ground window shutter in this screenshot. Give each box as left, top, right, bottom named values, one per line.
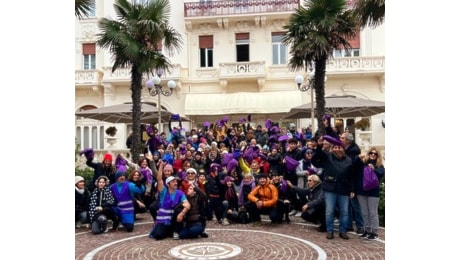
left=271, top=32, right=285, bottom=36
left=348, top=30, right=360, bottom=48
left=82, top=43, right=95, bottom=55
left=199, top=35, right=213, bottom=48
left=235, top=33, right=249, bottom=40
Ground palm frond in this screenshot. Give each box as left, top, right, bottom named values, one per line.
left=353, top=0, right=385, bottom=28
left=75, top=0, right=94, bottom=19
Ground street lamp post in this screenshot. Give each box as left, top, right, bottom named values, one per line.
left=295, top=69, right=316, bottom=133
left=146, top=68, right=177, bottom=133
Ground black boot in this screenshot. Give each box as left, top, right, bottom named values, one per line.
left=112, top=218, right=120, bottom=231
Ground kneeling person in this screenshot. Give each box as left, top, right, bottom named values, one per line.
left=247, top=175, right=282, bottom=224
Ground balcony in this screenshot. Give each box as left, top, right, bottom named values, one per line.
left=75, top=70, right=103, bottom=88
left=326, top=56, right=385, bottom=74
left=101, top=64, right=183, bottom=84
left=218, top=61, right=267, bottom=89
left=184, top=0, right=299, bottom=30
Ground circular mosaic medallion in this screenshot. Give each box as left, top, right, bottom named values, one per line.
left=169, top=242, right=242, bottom=259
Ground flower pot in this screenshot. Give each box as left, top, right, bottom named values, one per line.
left=106, top=137, right=118, bottom=148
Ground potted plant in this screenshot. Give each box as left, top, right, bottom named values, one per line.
left=354, top=118, right=370, bottom=131
left=105, top=126, right=117, bottom=137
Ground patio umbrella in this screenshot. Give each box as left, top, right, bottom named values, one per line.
left=282, top=95, right=385, bottom=119
left=75, top=102, right=190, bottom=124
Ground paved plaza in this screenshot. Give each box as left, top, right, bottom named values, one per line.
left=75, top=213, right=385, bottom=259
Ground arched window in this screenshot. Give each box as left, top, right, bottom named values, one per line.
left=76, top=105, right=103, bottom=149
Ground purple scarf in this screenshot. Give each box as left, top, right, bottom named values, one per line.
left=238, top=179, right=255, bottom=206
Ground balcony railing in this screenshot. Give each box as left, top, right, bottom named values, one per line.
left=219, top=61, right=266, bottom=78
left=75, top=70, right=103, bottom=86
left=326, top=56, right=385, bottom=72
left=184, top=0, right=300, bottom=17
left=75, top=149, right=132, bottom=170
left=102, top=64, right=182, bottom=82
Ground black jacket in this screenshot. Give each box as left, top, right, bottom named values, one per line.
left=312, top=147, right=353, bottom=195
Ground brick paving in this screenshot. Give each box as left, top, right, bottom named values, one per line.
left=75, top=213, right=385, bottom=259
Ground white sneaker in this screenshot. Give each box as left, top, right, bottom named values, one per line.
left=295, top=212, right=302, bottom=217
left=173, top=232, right=179, bottom=240
left=222, top=218, right=230, bottom=226
left=289, top=210, right=297, bottom=216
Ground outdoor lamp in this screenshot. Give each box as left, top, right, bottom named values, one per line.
left=294, top=69, right=316, bottom=133
left=146, top=68, right=176, bottom=97
left=146, top=68, right=177, bottom=132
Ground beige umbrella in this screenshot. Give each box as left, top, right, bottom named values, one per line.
left=283, top=95, right=385, bottom=119
left=75, top=102, right=190, bottom=124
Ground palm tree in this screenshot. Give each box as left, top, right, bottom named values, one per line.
left=97, top=0, right=183, bottom=162
left=283, top=0, right=357, bottom=135
left=75, top=0, right=93, bottom=19
left=353, top=0, right=385, bottom=28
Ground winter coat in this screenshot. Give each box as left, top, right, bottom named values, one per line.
left=88, top=187, right=117, bottom=222
left=312, top=148, right=353, bottom=195
left=353, top=157, right=384, bottom=197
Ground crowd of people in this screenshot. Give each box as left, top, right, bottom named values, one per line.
left=75, top=114, right=385, bottom=241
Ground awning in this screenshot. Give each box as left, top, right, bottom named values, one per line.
left=185, top=91, right=302, bottom=115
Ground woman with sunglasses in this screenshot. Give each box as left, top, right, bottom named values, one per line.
left=353, top=148, right=385, bottom=240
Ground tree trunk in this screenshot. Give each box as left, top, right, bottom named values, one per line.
left=314, top=56, right=327, bottom=136
left=131, top=65, right=143, bottom=163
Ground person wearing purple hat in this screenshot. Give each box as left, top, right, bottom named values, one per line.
left=282, top=138, right=303, bottom=216
left=311, top=134, right=354, bottom=240
left=220, top=176, right=238, bottom=225
left=201, top=161, right=225, bottom=224
left=340, top=132, right=364, bottom=234
left=296, top=149, right=320, bottom=189
left=267, top=147, right=283, bottom=176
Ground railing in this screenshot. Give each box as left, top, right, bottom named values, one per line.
left=75, top=149, right=132, bottom=170
left=184, top=0, right=299, bottom=17
left=101, top=64, right=182, bottom=82
left=326, top=56, right=385, bottom=72
left=219, top=61, right=266, bottom=77
left=75, top=70, right=103, bottom=85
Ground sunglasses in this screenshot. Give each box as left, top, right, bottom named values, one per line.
left=187, top=172, right=196, bottom=175
left=307, top=179, right=314, bottom=182
left=368, top=152, right=378, bottom=156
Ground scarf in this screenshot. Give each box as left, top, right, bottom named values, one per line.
left=75, top=187, right=85, bottom=195
left=225, top=185, right=236, bottom=201
left=238, top=179, right=255, bottom=206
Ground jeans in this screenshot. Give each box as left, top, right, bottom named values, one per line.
left=179, top=224, right=205, bottom=239
left=324, top=191, right=349, bottom=233
left=347, top=196, right=364, bottom=229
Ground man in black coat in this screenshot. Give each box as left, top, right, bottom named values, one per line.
left=340, top=132, right=364, bottom=234
left=287, top=174, right=326, bottom=232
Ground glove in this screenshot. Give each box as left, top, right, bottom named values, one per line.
left=80, top=148, right=94, bottom=159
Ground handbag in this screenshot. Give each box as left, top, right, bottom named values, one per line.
left=363, top=165, right=379, bottom=191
